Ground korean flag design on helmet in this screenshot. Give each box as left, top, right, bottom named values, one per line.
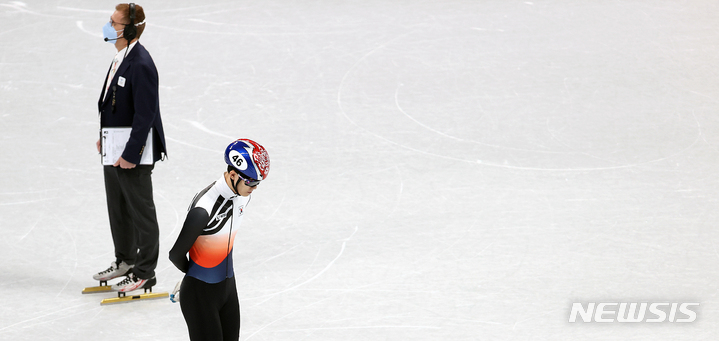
left=224, top=139, right=270, bottom=181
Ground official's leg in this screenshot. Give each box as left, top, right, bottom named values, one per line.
left=219, top=277, right=240, bottom=341
left=103, top=165, right=137, bottom=265
left=180, top=276, right=223, bottom=341
left=117, top=165, right=159, bottom=279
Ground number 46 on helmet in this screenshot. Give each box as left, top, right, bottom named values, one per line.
left=224, top=139, right=270, bottom=181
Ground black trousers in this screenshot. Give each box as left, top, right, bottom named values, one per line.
left=180, top=276, right=241, bottom=341
left=103, top=164, right=159, bottom=279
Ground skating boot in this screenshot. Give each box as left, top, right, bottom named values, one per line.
left=93, top=261, right=133, bottom=282
left=112, top=273, right=157, bottom=293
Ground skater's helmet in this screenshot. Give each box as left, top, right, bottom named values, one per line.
left=224, top=138, right=270, bottom=181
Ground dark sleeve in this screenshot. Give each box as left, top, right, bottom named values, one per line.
left=169, top=207, right=210, bottom=273
left=122, top=54, right=160, bottom=164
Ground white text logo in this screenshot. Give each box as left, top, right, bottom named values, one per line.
left=568, top=302, right=699, bottom=323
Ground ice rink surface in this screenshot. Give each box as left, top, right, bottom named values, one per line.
left=1, top=0, right=718, bottom=340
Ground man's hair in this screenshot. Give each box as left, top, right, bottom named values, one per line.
left=115, top=3, right=146, bottom=39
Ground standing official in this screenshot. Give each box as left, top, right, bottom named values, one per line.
left=93, top=3, right=167, bottom=293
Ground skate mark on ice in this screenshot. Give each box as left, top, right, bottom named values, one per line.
left=74, top=21, right=102, bottom=39
left=338, top=34, right=705, bottom=171
left=165, top=136, right=217, bottom=153
left=512, top=308, right=564, bottom=331
left=245, top=280, right=436, bottom=340
left=155, top=191, right=182, bottom=246
left=392, top=84, right=571, bottom=155
left=18, top=219, right=40, bottom=241
left=55, top=220, right=79, bottom=297
left=247, top=226, right=358, bottom=302
left=237, top=243, right=304, bottom=279
left=185, top=119, right=235, bottom=140
left=0, top=2, right=63, bottom=18
left=0, top=303, right=95, bottom=332
left=264, top=190, right=286, bottom=222
left=272, top=325, right=442, bottom=333
left=0, top=198, right=53, bottom=206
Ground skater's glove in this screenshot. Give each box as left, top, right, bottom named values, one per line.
left=170, top=278, right=182, bottom=303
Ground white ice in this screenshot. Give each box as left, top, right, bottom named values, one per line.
left=1, top=1, right=718, bottom=340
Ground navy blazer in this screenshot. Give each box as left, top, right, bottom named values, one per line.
left=99, top=42, right=167, bottom=164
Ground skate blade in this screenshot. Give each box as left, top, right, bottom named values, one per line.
left=100, top=291, right=169, bottom=305
left=82, top=285, right=113, bottom=294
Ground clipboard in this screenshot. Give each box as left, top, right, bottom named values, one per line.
left=101, top=127, right=153, bottom=165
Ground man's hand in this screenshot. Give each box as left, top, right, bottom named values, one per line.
left=96, top=139, right=102, bottom=153
left=114, top=156, right=137, bottom=169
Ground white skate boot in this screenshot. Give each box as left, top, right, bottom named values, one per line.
left=112, top=273, right=157, bottom=293
left=93, top=261, right=133, bottom=281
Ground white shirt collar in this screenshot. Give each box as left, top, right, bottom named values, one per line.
left=113, top=41, right=138, bottom=65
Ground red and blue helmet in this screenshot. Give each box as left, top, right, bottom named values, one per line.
left=224, top=139, right=270, bottom=181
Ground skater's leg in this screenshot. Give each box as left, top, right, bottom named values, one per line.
left=219, top=277, right=240, bottom=341
left=180, top=276, right=223, bottom=341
